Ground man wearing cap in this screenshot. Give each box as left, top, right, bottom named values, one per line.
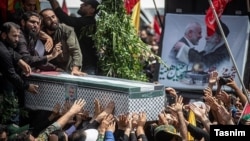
left=7, top=124, right=30, bottom=140
left=47, top=0, right=100, bottom=75
left=177, top=20, right=230, bottom=68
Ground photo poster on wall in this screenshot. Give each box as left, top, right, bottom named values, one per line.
left=158, top=14, right=249, bottom=91
left=64, top=83, right=78, bottom=103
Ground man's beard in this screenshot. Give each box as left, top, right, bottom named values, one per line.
left=5, top=37, right=18, bottom=48
left=46, top=22, right=59, bottom=31
left=24, top=27, right=39, bottom=38
left=77, top=9, right=85, bottom=16
left=204, top=42, right=217, bottom=53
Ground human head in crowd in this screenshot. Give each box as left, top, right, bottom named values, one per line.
left=21, top=11, right=41, bottom=37
left=140, top=29, right=148, bottom=43
left=68, top=129, right=98, bottom=141
left=49, top=129, right=68, bottom=141
left=22, top=0, right=37, bottom=12
left=78, top=0, right=100, bottom=16
left=184, top=22, right=202, bottom=46
left=154, top=125, right=182, bottom=141
left=6, top=124, right=34, bottom=141
left=68, top=130, right=86, bottom=141
left=0, top=125, right=8, bottom=141
left=39, top=9, right=60, bottom=31
left=0, top=22, right=21, bottom=48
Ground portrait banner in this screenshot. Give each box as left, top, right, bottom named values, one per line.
left=158, top=14, right=249, bottom=90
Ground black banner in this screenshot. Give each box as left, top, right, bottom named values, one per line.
left=210, top=125, right=250, bottom=140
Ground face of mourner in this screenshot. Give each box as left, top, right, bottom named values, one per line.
left=23, top=15, right=41, bottom=36
left=41, top=10, right=59, bottom=31
left=0, top=131, right=7, bottom=141
left=2, top=27, right=20, bottom=48
left=23, top=0, right=37, bottom=12
left=78, top=2, right=95, bottom=16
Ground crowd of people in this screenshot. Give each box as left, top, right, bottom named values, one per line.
left=0, top=70, right=249, bottom=141
left=0, top=0, right=249, bottom=141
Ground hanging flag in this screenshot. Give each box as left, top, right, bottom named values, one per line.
left=187, top=110, right=196, bottom=140
left=205, top=0, right=232, bottom=36
left=36, top=0, right=40, bottom=12
left=0, top=0, right=8, bottom=23
left=131, top=1, right=140, bottom=33
left=124, top=0, right=139, bottom=14
left=62, top=0, right=69, bottom=15
left=242, top=103, right=250, bottom=115
left=238, top=102, right=250, bottom=125
left=153, top=16, right=161, bottom=36
left=8, top=0, right=21, bottom=12
left=0, top=0, right=40, bottom=24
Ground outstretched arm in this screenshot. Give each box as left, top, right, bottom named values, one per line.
left=47, top=0, right=80, bottom=27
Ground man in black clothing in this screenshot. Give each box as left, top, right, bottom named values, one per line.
left=0, top=22, right=39, bottom=94
left=2, top=0, right=54, bottom=54
left=17, top=11, right=62, bottom=69
left=48, top=0, right=100, bottom=75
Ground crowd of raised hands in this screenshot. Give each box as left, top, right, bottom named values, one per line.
left=3, top=71, right=249, bottom=141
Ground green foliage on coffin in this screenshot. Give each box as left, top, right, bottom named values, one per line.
left=92, top=0, right=162, bottom=81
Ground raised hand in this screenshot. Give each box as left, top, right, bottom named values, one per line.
left=93, top=99, right=103, bottom=118
left=28, top=84, right=39, bottom=94
left=51, top=42, right=62, bottom=58
left=217, top=105, right=234, bottom=125
left=48, top=103, right=61, bottom=121
left=71, top=66, right=87, bottom=76
left=18, top=59, right=32, bottom=76
left=117, top=114, right=130, bottom=130
left=168, top=95, right=184, bottom=113
left=204, top=95, right=220, bottom=111
left=208, top=71, right=218, bottom=85
left=225, top=78, right=237, bottom=89
left=98, top=114, right=115, bottom=134
left=94, top=101, right=115, bottom=123
left=165, top=87, right=178, bottom=98
left=158, top=111, right=168, bottom=125
left=61, top=100, right=72, bottom=115
left=131, top=113, right=138, bottom=130
left=44, top=35, right=53, bottom=52
left=189, top=104, right=206, bottom=120
left=137, top=112, right=147, bottom=127
left=203, top=87, right=213, bottom=97
left=107, top=121, right=116, bottom=133
left=68, top=98, right=86, bottom=115
left=216, top=91, right=230, bottom=106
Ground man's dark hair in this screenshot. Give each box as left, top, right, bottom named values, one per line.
left=82, top=0, right=100, bottom=14
left=50, top=130, right=67, bottom=141
left=22, top=11, right=41, bottom=22
left=39, top=8, right=54, bottom=17
left=21, top=0, right=26, bottom=3
left=1, top=22, right=20, bottom=34
left=68, top=130, right=86, bottom=141
left=0, top=124, right=7, bottom=134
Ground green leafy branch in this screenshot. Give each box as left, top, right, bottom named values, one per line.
left=93, top=0, right=167, bottom=81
